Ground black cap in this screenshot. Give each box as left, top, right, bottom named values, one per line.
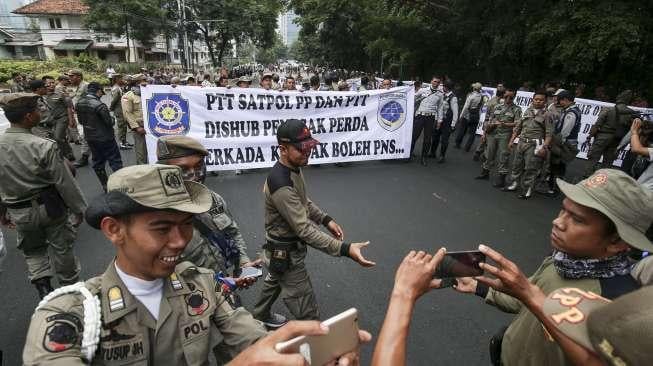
left=555, top=89, right=574, bottom=101
left=276, top=119, right=319, bottom=151
left=87, top=82, right=104, bottom=94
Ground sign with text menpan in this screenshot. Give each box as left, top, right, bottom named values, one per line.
left=142, top=86, right=415, bottom=170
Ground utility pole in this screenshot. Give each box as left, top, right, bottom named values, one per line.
left=181, top=0, right=190, bottom=72
left=176, top=0, right=186, bottom=71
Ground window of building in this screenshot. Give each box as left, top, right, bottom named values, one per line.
left=48, top=18, right=62, bottom=29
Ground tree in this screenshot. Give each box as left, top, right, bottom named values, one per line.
left=182, top=0, right=283, bottom=67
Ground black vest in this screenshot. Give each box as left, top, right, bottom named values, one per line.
left=556, top=105, right=581, bottom=141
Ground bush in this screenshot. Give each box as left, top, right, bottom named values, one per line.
left=0, top=56, right=110, bottom=85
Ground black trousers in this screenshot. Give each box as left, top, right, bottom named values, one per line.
left=455, top=111, right=480, bottom=151
left=430, top=120, right=452, bottom=157
left=411, top=114, right=435, bottom=156
left=88, top=139, right=123, bottom=172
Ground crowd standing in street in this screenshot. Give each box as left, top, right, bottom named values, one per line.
left=1, top=62, right=652, bottom=365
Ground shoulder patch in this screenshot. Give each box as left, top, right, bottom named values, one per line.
left=267, top=163, right=293, bottom=195
left=108, top=286, right=124, bottom=312
left=43, top=313, right=82, bottom=353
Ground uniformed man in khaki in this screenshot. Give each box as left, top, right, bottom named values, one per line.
left=0, top=93, right=86, bottom=299
left=68, top=69, right=91, bottom=168
left=28, top=79, right=54, bottom=139
left=122, top=74, right=148, bottom=164
left=253, top=119, right=375, bottom=326
left=476, top=88, right=522, bottom=188
left=44, top=75, right=76, bottom=161
left=155, top=135, right=259, bottom=273
left=473, top=83, right=505, bottom=162
left=504, top=91, right=553, bottom=199
left=110, top=74, right=132, bottom=150
left=583, top=90, right=635, bottom=178
left=22, top=164, right=268, bottom=365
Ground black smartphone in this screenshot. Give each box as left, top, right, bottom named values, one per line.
left=434, top=250, right=485, bottom=278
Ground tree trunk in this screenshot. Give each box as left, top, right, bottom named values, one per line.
left=199, top=27, right=218, bottom=68
left=217, top=36, right=229, bottom=66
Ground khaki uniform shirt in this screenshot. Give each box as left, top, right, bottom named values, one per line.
left=264, top=162, right=344, bottom=265
left=45, top=90, right=71, bottom=123
left=110, top=85, right=124, bottom=117
left=593, top=104, right=634, bottom=136
left=514, top=107, right=553, bottom=140
left=485, top=257, right=638, bottom=366
left=121, top=91, right=144, bottom=129
left=23, top=261, right=267, bottom=365
left=489, top=103, right=522, bottom=135
left=70, top=81, right=89, bottom=108
left=0, top=127, right=86, bottom=213
left=37, top=95, right=53, bottom=127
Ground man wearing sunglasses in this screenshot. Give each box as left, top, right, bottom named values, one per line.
left=252, top=119, right=376, bottom=327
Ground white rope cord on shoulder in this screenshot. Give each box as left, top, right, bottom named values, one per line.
left=35, top=282, right=102, bottom=362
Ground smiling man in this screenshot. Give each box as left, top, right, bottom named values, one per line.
left=453, top=169, right=652, bottom=366
left=22, top=165, right=268, bottom=365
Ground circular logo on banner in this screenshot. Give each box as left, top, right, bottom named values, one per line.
left=377, top=93, right=407, bottom=131
left=147, top=93, right=190, bottom=137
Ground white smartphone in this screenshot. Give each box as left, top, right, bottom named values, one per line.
left=275, top=308, right=360, bottom=366
left=239, top=266, right=263, bottom=279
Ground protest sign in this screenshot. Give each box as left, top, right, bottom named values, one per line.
left=141, top=85, right=415, bottom=170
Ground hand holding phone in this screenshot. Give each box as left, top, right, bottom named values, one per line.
left=275, top=308, right=361, bottom=366
left=434, top=250, right=486, bottom=278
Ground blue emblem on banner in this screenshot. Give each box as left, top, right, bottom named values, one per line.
left=377, top=92, right=407, bottom=131
left=147, top=93, right=190, bottom=137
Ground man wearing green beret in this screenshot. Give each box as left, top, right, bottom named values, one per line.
left=0, top=93, right=86, bottom=299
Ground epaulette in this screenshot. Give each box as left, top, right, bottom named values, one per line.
left=267, top=163, right=294, bottom=195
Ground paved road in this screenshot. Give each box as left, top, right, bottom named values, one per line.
left=0, top=143, right=566, bottom=365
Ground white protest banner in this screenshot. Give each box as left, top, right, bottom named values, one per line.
left=476, top=87, right=653, bottom=164
left=141, top=86, right=415, bottom=170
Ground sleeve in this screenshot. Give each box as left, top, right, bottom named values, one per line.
left=121, top=95, right=139, bottom=129
left=460, top=94, right=471, bottom=120
left=544, top=112, right=555, bottom=139
left=22, top=297, right=87, bottom=365
left=218, top=197, right=251, bottom=264
left=97, top=103, right=114, bottom=128
left=559, top=113, right=577, bottom=141
left=593, top=108, right=608, bottom=131
left=513, top=117, right=524, bottom=136
left=212, top=287, right=267, bottom=358
left=648, top=147, right=653, bottom=162
left=513, top=105, right=522, bottom=124
left=271, top=187, right=343, bottom=257
left=44, top=144, right=87, bottom=214
left=109, top=89, right=121, bottom=111
left=484, top=287, right=523, bottom=313
left=450, top=96, right=459, bottom=127
left=437, top=95, right=444, bottom=122
left=483, top=257, right=551, bottom=313
left=306, top=198, right=328, bottom=225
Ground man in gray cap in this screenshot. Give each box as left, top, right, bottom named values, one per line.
left=0, top=93, right=86, bottom=298
left=76, top=82, right=123, bottom=191
left=109, top=73, right=132, bottom=150
left=259, top=72, right=273, bottom=91
left=453, top=169, right=651, bottom=366
left=236, top=76, right=252, bottom=88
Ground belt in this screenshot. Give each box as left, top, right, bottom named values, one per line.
left=521, top=137, right=543, bottom=143
left=5, top=196, right=43, bottom=209
left=266, top=233, right=301, bottom=243
left=417, top=113, right=436, bottom=117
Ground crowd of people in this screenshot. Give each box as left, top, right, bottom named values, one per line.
left=0, top=62, right=652, bottom=365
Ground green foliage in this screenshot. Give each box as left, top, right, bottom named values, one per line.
left=0, top=56, right=109, bottom=84
left=291, top=0, right=653, bottom=99
left=257, top=35, right=288, bottom=65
